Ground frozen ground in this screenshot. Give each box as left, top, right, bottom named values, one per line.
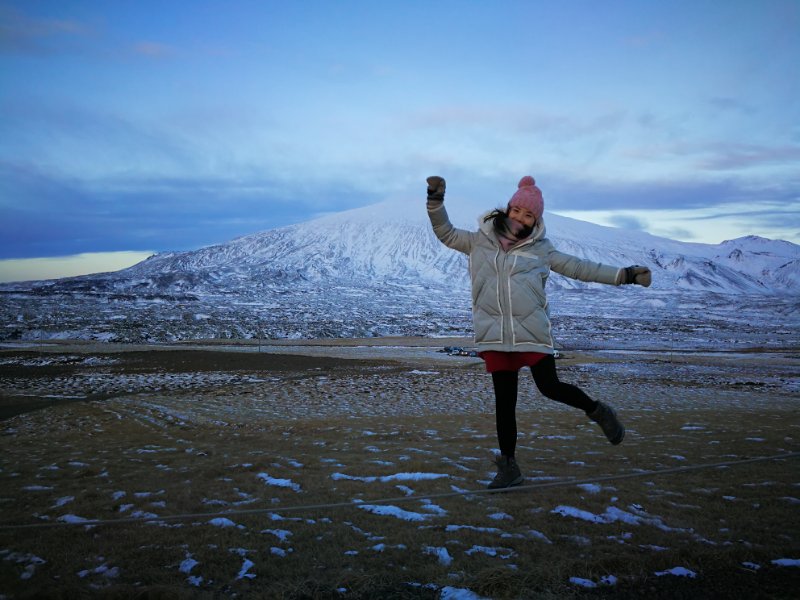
left=0, top=340, right=798, bottom=597
left=0, top=340, right=798, bottom=420
left=2, top=285, right=798, bottom=351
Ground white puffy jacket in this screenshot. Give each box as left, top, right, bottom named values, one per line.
left=428, top=201, right=623, bottom=354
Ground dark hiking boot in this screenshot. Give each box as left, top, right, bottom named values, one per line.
left=488, top=455, right=523, bottom=489
left=588, top=401, right=625, bottom=445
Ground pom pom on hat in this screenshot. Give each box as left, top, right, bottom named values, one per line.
left=508, top=175, right=544, bottom=219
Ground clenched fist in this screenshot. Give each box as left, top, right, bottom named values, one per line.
left=426, top=176, right=446, bottom=203
left=622, top=265, right=652, bottom=287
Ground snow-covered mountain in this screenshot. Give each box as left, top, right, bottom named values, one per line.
left=1, top=200, right=798, bottom=345
left=12, top=199, right=798, bottom=295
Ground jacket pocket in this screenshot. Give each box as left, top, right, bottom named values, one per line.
left=473, top=307, right=502, bottom=343
left=510, top=275, right=546, bottom=315
left=515, top=308, right=551, bottom=345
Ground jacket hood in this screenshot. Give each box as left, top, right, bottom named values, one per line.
left=478, top=210, right=547, bottom=245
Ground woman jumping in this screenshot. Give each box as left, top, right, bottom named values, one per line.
left=426, top=175, right=651, bottom=489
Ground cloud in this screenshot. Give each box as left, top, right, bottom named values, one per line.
left=694, top=143, right=800, bottom=171
left=608, top=214, right=647, bottom=231
left=0, top=5, right=176, bottom=61
left=0, top=161, right=380, bottom=258
left=545, top=177, right=745, bottom=212
left=557, top=197, right=800, bottom=245
left=0, top=4, right=94, bottom=55
left=390, top=104, right=632, bottom=183
left=657, top=226, right=697, bottom=241
left=131, top=41, right=175, bottom=58
left=402, top=104, right=627, bottom=140
left=682, top=203, right=800, bottom=242
left=708, top=96, right=757, bottom=116
left=0, top=100, right=204, bottom=180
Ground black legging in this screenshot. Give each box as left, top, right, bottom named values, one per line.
left=492, top=355, right=598, bottom=458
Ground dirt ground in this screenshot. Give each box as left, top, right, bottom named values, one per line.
left=1, top=337, right=797, bottom=421
left=0, top=340, right=427, bottom=420
left=0, top=339, right=798, bottom=598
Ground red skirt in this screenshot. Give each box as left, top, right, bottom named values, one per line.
left=479, top=351, right=548, bottom=373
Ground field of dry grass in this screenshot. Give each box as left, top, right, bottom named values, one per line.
left=1, top=340, right=798, bottom=598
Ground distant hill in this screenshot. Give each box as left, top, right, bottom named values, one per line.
left=6, top=200, right=798, bottom=295
left=1, top=200, right=797, bottom=344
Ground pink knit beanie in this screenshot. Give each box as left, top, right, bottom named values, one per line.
left=507, top=176, right=544, bottom=219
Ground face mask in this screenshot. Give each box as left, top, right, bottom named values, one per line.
left=494, top=211, right=532, bottom=240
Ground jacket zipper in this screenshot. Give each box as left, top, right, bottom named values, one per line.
left=494, top=246, right=504, bottom=343
left=496, top=248, right=516, bottom=346
left=508, top=254, right=517, bottom=346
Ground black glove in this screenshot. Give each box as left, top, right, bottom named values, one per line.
left=622, top=265, right=652, bottom=287
left=426, top=176, right=446, bottom=203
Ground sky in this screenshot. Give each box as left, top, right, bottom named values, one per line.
left=1, top=0, right=799, bottom=282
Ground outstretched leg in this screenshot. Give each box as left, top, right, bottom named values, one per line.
left=530, top=355, right=625, bottom=444
left=529, top=355, right=595, bottom=411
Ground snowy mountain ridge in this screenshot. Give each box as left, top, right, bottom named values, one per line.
left=111, top=200, right=799, bottom=296
left=1, top=200, right=798, bottom=344
left=4, top=199, right=799, bottom=296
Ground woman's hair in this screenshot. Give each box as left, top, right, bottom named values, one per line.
left=486, top=207, right=534, bottom=240
left=483, top=208, right=507, bottom=225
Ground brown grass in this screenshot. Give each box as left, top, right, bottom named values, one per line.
left=1, top=345, right=798, bottom=599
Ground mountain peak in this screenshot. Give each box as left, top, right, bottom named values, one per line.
left=3, top=200, right=798, bottom=297
left=1, top=199, right=798, bottom=343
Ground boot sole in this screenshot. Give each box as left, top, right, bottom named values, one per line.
left=591, top=404, right=625, bottom=445
left=610, top=426, right=625, bottom=445
left=488, top=476, right=524, bottom=490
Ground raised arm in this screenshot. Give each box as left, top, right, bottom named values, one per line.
left=426, top=176, right=476, bottom=255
